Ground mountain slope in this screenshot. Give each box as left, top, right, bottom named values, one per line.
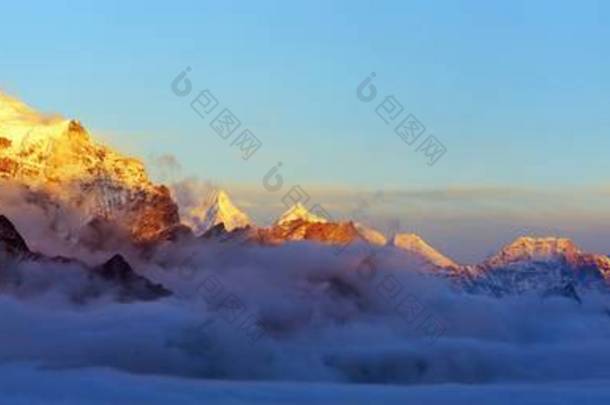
left=354, top=222, right=387, bottom=246
left=393, top=233, right=457, bottom=269
left=0, top=92, right=179, bottom=243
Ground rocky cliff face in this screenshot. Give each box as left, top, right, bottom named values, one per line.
left=0, top=92, right=179, bottom=243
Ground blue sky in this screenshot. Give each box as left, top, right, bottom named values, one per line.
left=2, top=0, right=609, bottom=189
left=1, top=0, right=609, bottom=260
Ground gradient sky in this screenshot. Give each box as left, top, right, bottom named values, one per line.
left=1, top=0, right=609, bottom=261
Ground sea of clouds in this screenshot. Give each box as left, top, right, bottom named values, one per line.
left=2, top=182, right=610, bottom=403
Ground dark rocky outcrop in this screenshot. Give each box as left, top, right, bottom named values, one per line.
left=0, top=215, right=30, bottom=257
left=93, top=254, right=172, bottom=301
left=0, top=214, right=171, bottom=302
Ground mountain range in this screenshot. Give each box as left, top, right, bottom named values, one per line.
left=1, top=91, right=609, bottom=302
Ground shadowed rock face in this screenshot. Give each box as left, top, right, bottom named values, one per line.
left=0, top=215, right=172, bottom=302
left=0, top=215, right=30, bottom=256
left=95, top=254, right=135, bottom=281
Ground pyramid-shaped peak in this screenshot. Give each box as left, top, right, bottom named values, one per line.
left=208, top=189, right=240, bottom=209
left=277, top=202, right=328, bottom=226
left=189, top=189, right=251, bottom=235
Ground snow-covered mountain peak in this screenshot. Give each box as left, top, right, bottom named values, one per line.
left=215, top=190, right=236, bottom=209
left=0, top=93, right=150, bottom=190
left=463, top=236, right=610, bottom=298
left=277, top=202, right=328, bottom=226
left=189, top=189, right=251, bottom=235
left=487, top=236, right=581, bottom=267
left=392, top=233, right=457, bottom=268
left=0, top=92, right=179, bottom=243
